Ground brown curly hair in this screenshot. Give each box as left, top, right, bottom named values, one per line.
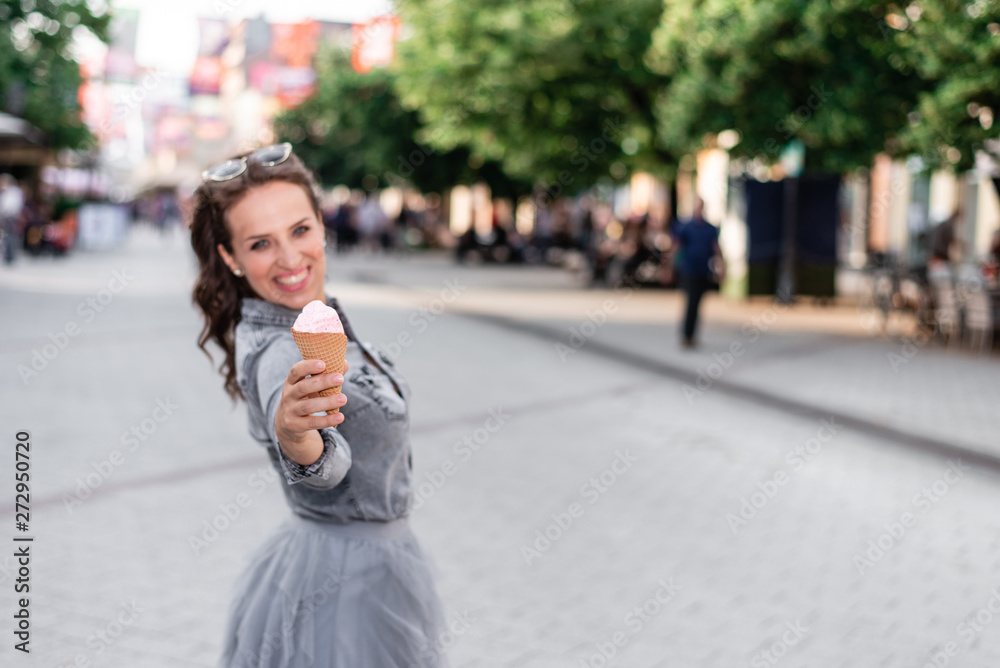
left=189, top=147, right=322, bottom=403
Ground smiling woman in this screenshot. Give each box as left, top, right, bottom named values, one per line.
left=215, top=180, right=327, bottom=311
left=188, top=145, right=327, bottom=401
left=187, top=144, right=448, bottom=668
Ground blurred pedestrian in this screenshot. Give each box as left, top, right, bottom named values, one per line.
left=0, top=174, right=25, bottom=264
left=357, top=194, right=387, bottom=253
left=532, top=195, right=553, bottom=263
left=394, top=202, right=412, bottom=251
left=930, top=209, right=962, bottom=265
left=673, top=197, right=721, bottom=348
left=578, top=204, right=594, bottom=253
left=188, top=143, right=448, bottom=667
left=320, top=195, right=338, bottom=249
left=333, top=196, right=358, bottom=253
left=927, top=208, right=963, bottom=294
left=983, top=226, right=1000, bottom=285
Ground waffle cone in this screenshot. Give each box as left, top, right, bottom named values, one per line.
left=290, top=329, right=348, bottom=416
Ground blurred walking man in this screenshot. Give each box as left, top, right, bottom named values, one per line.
left=673, top=197, right=721, bottom=348
left=0, top=174, right=24, bottom=264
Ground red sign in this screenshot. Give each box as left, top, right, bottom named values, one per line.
left=189, top=57, right=223, bottom=96
left=271, top=21, right=320, bottom=67
left=351, top=15, right=400, bottom=74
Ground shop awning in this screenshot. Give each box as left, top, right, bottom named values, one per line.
left=0, top=112, right=45, bottom=145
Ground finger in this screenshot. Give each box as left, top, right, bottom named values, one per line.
left=288, top=359, right=327, bottom=386
left=293, top=411, right=345, bottom=431
left=297, top=392, right=347, bottom=417
left=294, top=371, right=345, bottom=398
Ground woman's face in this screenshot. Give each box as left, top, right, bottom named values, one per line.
left=216, top=180, right=327, bottom=311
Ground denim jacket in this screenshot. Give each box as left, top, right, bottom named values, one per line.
left=234, top=295, right=413, bottom=523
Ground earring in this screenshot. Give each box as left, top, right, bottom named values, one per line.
left=234, top=268, right=243, bottom=277
left=322, top=238, right=327, bottom=248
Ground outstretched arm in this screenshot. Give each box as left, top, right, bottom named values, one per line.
left=254, top=339, right=353, bottom=490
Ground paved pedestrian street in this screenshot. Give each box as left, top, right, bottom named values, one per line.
left=2, top=225, right=999, bottom=667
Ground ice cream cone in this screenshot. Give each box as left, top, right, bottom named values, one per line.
left=290, top=328, right=348, bottom=416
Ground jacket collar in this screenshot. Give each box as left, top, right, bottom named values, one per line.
left=240, top=294, right=359, bottom=341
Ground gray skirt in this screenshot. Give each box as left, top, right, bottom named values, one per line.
left=218, top=513, right=449, bottom=668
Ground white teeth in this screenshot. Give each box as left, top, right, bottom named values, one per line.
left=275, top=268, right=307, bottom=286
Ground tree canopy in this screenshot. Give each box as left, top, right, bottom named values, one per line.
left=896, top=0, right=1000, bottom=171
left=648, top=0, right=930, bottom=173
left=274, top=47, right=529, bottom=196
left=393, top=0, right=671, bottom=190
left=0, top=0, right=109, bottom=150
left=286, top=0, right=1000, bottom=188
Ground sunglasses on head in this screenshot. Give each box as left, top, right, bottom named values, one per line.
left=201, top=143, right=294, bottom=182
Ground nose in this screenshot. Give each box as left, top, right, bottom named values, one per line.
left=275, top=239, right=301, bottom=268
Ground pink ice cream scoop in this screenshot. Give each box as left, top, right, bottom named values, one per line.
left=292, top=300, right=344, bottom=334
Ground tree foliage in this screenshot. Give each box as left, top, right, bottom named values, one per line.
left=0, top=0, right=109, bottom=149
left=274, top=47, right=528, bottom=196
left=393, top=0, right=671, bottom=189
left=290, top=0, right=1000, bottom=186
left=896, top=0, right=1000, bottom=171
left=648, top=0, right=931, bottom=173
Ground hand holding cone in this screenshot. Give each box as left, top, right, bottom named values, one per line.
left=290, top=328, right=348, bottom=417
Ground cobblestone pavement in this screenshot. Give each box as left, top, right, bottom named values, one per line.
left=1, top=225, right=999, bottom=668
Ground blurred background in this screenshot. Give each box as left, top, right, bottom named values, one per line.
left=2, top=0, right=1000, bottom=666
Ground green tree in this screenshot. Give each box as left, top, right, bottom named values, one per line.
left=0, top=0, right=109, bottom=149
left=897, top=0, right=1000, bottom=171
left=648, top=0, right=928, bottom=174
left=392, top=0, right=672, bottom=193
left=274, top=47, right=527, bottom=196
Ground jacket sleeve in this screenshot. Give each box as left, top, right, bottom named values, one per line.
left=253, top=334, right=352, bottom=490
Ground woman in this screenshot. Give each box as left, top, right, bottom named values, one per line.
left=189, top=143, right=448, bottom=667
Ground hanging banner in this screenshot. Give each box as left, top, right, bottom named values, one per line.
left=351, top=15, right=401, bottom=74
left=189, top=57, right=223, bottom=96
left=271, top=21, right=320, bottom=67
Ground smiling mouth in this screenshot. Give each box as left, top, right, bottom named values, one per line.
left=274, top=266, right=309, bottom=288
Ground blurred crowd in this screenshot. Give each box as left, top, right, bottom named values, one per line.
left=0, top=173, right=80, bottom=263
left=451, top=194, right=682, bottom=290
left=315, top=188, right=683, bottom=292
left=7, top=175, right=998, bottom=313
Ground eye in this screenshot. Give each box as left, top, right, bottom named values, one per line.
left=250, top=239, right=268, bottom=250
left=293, top=224, right=309, bottom=235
